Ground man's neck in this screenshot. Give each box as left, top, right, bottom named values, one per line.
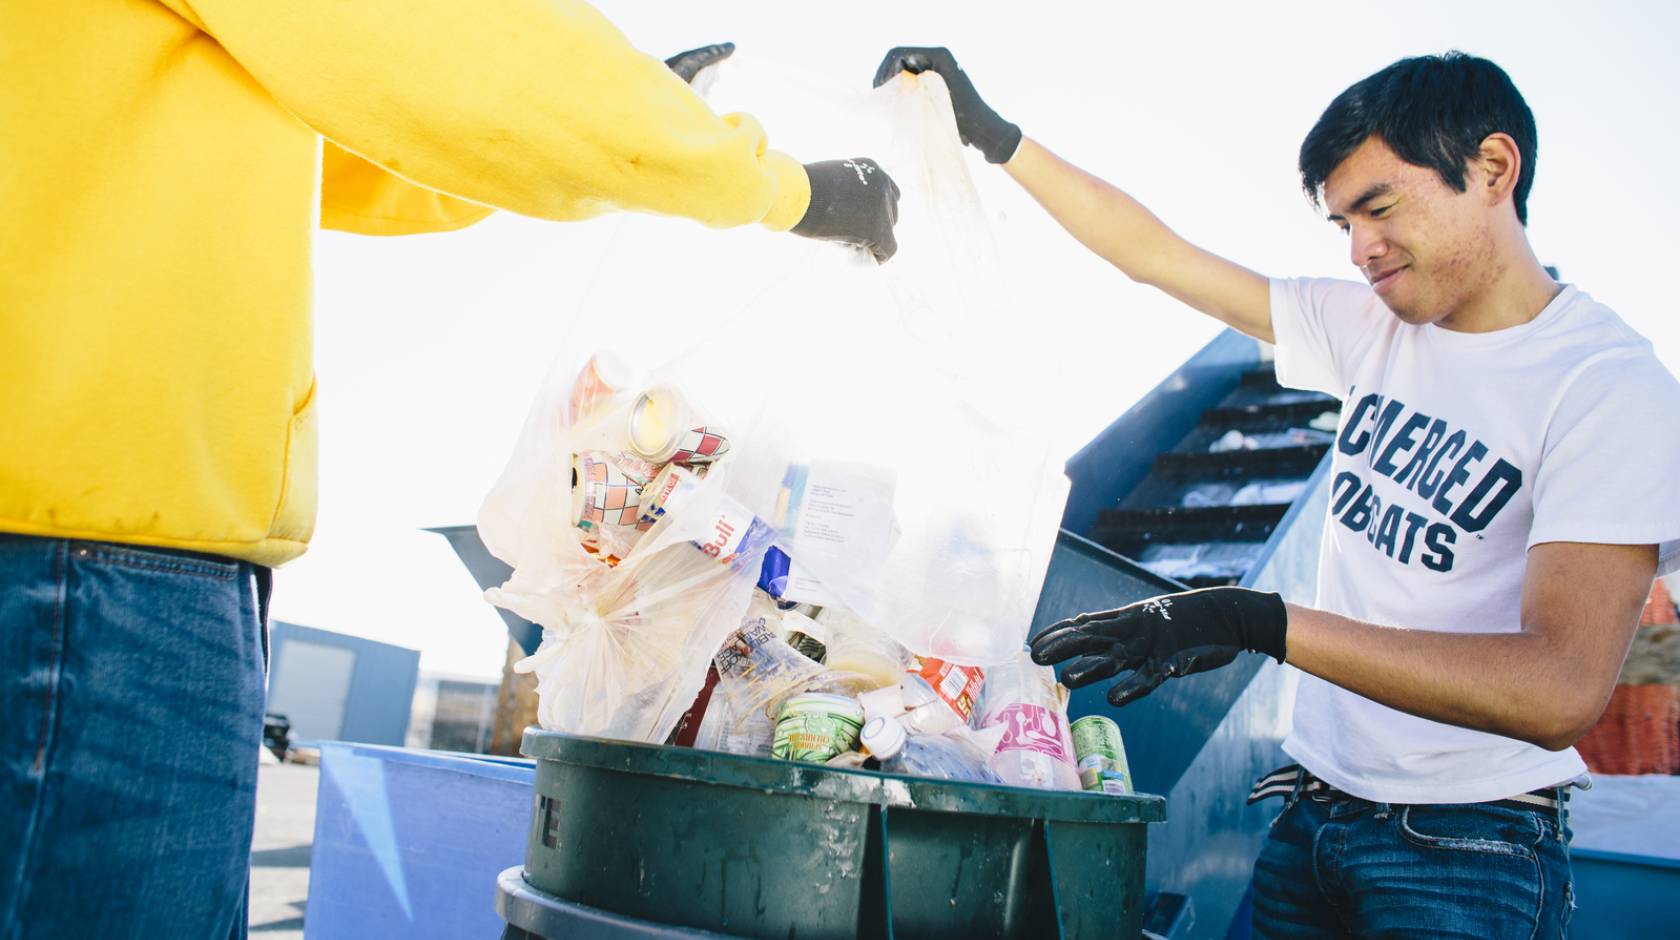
left=1438, top=239, right=1561, bottom=334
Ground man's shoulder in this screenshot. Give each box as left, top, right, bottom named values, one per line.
left=1276, top=275, right=1381, bottom=313
left=1553, top=286, right=1654, bottom=351
left=1550, top=288, right=1676, bottom=389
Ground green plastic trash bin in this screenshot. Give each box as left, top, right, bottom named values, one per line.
left=513, top=729, right=1166, bottom=939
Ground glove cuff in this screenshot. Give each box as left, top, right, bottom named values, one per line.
left=979, top=122, right=1023, bottom=164
left=1246, top=591, right=1289, bottom=664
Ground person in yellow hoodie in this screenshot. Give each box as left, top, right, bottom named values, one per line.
left=0, top=1, right=901, bottom=935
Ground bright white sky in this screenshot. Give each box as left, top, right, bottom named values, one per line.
left=274, top=1, right=1680, bottom=679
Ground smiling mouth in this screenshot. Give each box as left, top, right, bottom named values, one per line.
left=1370, top=266, right=1406, bottom=290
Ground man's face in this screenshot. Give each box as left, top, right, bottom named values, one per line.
left=1322, top=136, right=1495, bottom=326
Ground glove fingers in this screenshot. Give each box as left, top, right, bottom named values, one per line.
left=664, top=42, right=736, bottom=83
left=873, top=52, right=911, bottom=87
left=1040, top=606, right=1126, bottom=635
left=1029, top=622, right=1122, bottom=665
left=1059, top=653, right=1129, bottom=689
left=873, top=48, right=941, bottom=87
left=1161, top=645, right=1240, bottom=679
left=1107, top=663, right=1168, bottom=707
left=870, top=226, right=898, bottom=264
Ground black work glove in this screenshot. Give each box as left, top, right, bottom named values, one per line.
left=791, top=159, right=901, bottom=263
left=1030, top=587, right=1289, bottom=707
left=664, top=42, right=735, bottom=84
left=872, top=47, right=1021, bottom=164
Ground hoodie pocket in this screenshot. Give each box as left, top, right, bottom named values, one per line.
left=270, top=379, right=318, bottom=543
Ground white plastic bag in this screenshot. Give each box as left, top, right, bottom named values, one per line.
left=617, top=58, right=1069, bottom=665
left=480, top=354, right=773, bottom=742
left=477, top=57, right=1070, bottom=747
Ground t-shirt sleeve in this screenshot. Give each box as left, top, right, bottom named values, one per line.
left=1528, top=352, right=1680, bottom=575
left=1268, top=276, right=1389, bottom=398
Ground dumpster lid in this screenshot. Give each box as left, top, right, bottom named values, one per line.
left=523, top=730, right=1166, bottom=824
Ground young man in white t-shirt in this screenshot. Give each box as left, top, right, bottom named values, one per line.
left=873, top=48, right=1680, bottom=937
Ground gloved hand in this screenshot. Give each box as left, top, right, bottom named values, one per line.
left=791, top=158, right=901, bottom=263
left=664, top=42, right=735, bottom=84
left=872, top=47, right=1021, bottom=164
left=1030, top=587, right=1289, bottom=706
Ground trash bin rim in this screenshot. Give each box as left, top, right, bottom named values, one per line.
left=521, top=729, right=1166, bottom=824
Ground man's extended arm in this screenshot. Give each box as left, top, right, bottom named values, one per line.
left=163, top=1, right=900, bottom=259
left=874, top=48, right=1272, bottom=341
left=1003, top=138, right=1274, bottom=342
left=1032, top=540, right=1655, bottom=751
left=1284, top=541, right=1652, bottom=750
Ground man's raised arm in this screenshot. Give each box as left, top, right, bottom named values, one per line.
left=875, top=47, right=1273, bottom=341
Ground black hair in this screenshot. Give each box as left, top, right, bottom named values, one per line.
left=1299, top=52, right=1538, bottom=225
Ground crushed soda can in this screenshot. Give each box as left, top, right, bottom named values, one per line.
left=627, top=388, right=730, bottom=466
left=571, top=451, right=650, bottom=530
left=668, top=427, right=730, bottom=466
left=693, top=497, right=776, bottom=570
left=638, top=464, right=705, bottom=528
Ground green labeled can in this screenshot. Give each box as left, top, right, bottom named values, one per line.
left=1071, top=715, right=1133, bottom=795
left=772, top=693, right=865, bottom=763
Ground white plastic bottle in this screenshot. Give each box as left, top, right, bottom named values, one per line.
left=859, top=716, right=1001, bottom=784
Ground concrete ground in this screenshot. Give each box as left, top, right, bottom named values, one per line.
left=249, top=762, right=319, bottom=938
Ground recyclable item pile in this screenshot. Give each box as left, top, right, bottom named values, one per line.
left=473, top=63, right=1120, bottom=792
left=480, top=353, right=1129, bottom=793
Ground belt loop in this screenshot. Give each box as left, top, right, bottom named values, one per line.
left=1289, top=766, right=1306, bottom=805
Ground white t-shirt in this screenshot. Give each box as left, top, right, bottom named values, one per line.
left=1270, top=277, right=1680, bottom=804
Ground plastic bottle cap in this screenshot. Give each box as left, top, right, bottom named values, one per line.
left=860, top=715, right=907, bottom=760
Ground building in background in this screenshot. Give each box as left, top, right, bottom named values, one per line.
left=406, top=672, right=500, bottom=753
left=266, top=621, right=420, bottom=747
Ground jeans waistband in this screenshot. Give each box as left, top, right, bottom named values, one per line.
left=1247, top=763, right=1570, bottom=814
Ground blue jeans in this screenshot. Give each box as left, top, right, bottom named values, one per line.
left=0, top=534, right=270, bottom=939
left=1251, top=782, right=1574, bottom=938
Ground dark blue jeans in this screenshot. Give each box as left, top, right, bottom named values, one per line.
left=0, top=534, right=269, bottom=939
left=1252, top=784, right=1574, bottom=938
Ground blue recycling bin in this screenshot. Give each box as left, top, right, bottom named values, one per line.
left=304, top=742, right=535, bottom=939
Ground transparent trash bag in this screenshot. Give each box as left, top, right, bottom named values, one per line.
left=580, top=56, right=1068, bottom=666
left=480, top=353, right=773, bottom=743
left=478, top=57, right=1070, bottom=746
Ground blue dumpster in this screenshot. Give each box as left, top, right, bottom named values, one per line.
left=304, top=743, right=535, bottom=939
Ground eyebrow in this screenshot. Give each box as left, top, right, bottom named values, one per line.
left=1327, top=183, right=1394, bottom=223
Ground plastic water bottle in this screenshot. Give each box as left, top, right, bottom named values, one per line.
left=859, top=716, right=1001, bottom=784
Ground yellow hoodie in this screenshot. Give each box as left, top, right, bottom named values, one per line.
left=0, top=0, right=811, bottom=567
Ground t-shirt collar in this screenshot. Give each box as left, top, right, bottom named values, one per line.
left=1422, top=283, right=1577, bottom=349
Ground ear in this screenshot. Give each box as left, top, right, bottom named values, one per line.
left=1476, top=133, right=1522, bottom=211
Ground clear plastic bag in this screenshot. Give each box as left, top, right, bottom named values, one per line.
left=501, top=526, right=771, bottom=742
left=482, top=355, right=775, bottom=743
left=818, top=607, right=915, bottom=688
left=478, top=58, right=1070, bottom=746
left=543, top=57, right=1068, bottom=667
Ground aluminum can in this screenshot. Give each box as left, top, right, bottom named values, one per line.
left=1071, top=715, right=1133, bottom=795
